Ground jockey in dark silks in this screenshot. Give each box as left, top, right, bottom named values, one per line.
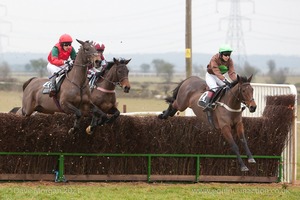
left=198, top=44, right=237, bottom=111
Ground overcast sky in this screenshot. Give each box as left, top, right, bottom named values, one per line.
left=0, top=0, right=299, bottom=56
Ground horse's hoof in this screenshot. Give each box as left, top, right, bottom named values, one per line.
left=248, top=158, right=256, bottom=164
left=68, top=128, right=74, bottom=134
left=86, top=126, right=92, bottom=135
left=241, top=166, right=249, bottom=172
left=158, top=114, right=166, bottom=119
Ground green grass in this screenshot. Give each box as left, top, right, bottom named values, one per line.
left=0, top=182, right=300, bottom=199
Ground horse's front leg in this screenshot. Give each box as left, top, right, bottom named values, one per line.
left=86, top=104, right=108, bottom=135
left=222, top=125, right=249, bottom=172
left=66, top=105, right=82, bottom=134
left=236, top=122, right=256, bottom=164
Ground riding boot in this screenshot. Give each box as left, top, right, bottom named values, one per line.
left=198, top=91, right=214, bottom=111
left=49, top=75, right=57, bottom=97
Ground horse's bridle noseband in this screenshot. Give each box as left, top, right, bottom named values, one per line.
left=100, top=64, right=128, bottom=88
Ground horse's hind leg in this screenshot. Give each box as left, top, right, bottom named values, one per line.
left=236, top=122, right=256, bottom=164
left=105, top=107, right=120, bottom=124
left=222, top=125, right=249, bottom=172
left=158, top=104, right=178, bottom=119
left=86, top=105, right=108, bottom=135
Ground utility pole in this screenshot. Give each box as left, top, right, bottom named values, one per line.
left=185, top=0, right=192, bottom=78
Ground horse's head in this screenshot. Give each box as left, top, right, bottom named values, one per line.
left=236, top=74, right=257, bottom=113
left=106, top=57, right=131, bottom=93
left=76, top=39, right=99, bottom=67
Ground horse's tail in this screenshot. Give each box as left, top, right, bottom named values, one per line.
left=22, top=77, right=37, bottom=91
left=165, top=79, right=185, bottom=104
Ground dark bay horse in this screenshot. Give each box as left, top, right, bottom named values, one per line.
left=158, top=75, right=257, bottom=171
left=89, top=58, right=131, bottom=127
left=16, top=39, right=102, bottom=135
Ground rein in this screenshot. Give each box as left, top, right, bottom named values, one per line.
left=217, top=82, right=253, bottom=112
left=100, top=65, right=128, bottom=88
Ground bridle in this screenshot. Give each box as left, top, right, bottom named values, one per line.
left=216, top=82, right=255, bottom=112
left=65, top=47, right=99, bottom=90
left=99, top=63, right=129, bottom=88
left=228, top=82, right=255, bottom=108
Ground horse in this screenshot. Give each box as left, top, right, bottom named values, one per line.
left=158, top=75, right=257, bottom=171
left=16, top=39, right=103, bottom=135
left=89, top=58, right=131, bottom=126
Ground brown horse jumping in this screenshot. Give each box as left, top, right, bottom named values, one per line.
left=16, top=39, right=103, bottom=135
left=89, top=58, right=131, bottom=126
left=158, top=75, right=257, bottom=171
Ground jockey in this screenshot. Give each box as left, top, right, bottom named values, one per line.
left=198, top=44, right=237, bottom=111
left=47, top=34, right=76, bottom=97
left=88, top=41, right=107, bottom=78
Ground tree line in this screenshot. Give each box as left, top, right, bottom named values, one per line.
left=0, top=58, right=290, bottom=84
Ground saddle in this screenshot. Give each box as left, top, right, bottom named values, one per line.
left=210, top=85, right=228, bottom=109
left=42, top=74, right=66, bottom=95
left=205, top=85, right=230, bottom=129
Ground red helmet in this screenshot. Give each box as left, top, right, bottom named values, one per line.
left=59, top=34, right=73, bottom=43
left=94, top=41, right=105, bottom=51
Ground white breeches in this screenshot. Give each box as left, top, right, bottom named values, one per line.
left=205, top=72, right=225, bottom=92
left=47, top=63, right=64, bottom=76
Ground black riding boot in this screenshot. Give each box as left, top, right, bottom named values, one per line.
left=198, top=91, right=214, bottom=111
left=49, top=75, right=57, bottom=97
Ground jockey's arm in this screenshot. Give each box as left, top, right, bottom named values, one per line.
left=49, top=47, right=65, bottom=66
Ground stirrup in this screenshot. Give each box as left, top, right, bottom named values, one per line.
left=202, top=104, right=213, bottom=112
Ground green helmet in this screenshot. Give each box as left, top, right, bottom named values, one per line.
left=219, top=44, right=233, bottom=53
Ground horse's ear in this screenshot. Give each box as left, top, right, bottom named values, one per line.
left=113, top=57, right=119, bottom=64
left=248, top=74, right=253, bottom=82
left=76, top=39, right=84, bottom=45
left=125, top=59, right=131, bottom=64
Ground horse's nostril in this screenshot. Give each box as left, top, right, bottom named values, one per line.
left=124, top=87, right=130, bottom=93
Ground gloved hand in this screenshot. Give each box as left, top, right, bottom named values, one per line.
left=64, top=60, right=73, bottom=66
left=95, top=71, right=103, bottom=77
left=223, top=79, right=231, bottom=86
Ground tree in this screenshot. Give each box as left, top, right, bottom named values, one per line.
left=140, top=63, right=151, bottom=73
left=0, top=61, right=11, bottom=80
left=192, top=63, right=206, bottom=78
left=25, top=58, right=48, bottom=77
left=238, top=61, right=260, bottom=78
left=267, top=60, right=276, bottom=75
left=152, top=59, right=174, bottom=82
left=266, top=59, right=288, bottom=84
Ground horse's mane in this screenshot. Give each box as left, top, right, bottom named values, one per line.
left=230, top=75, right=249, bottom=88
left=106, top=61, right=114, bottom=70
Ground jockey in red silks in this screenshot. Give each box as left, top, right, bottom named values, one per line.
left=47, top=34, right=76, bottom=97
left=88, top=41, right=107, bottom=78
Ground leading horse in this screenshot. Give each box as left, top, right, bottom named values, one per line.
left=158, top=75, right=257, bottom=171
left=88, top=58, right=131, bottom=131
left=16, top=39, right=102, bottom=135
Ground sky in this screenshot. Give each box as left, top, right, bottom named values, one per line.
left=0, top=0, right=299, bottom=56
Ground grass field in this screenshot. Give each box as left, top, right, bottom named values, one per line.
left=0, top=182, right=300, bottom=199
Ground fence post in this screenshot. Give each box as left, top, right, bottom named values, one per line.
left=58, top=154, right=65, bottom=182
left=147, top=155, right=151, bottom=182
left=195, top=156, right=200, bottom=182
